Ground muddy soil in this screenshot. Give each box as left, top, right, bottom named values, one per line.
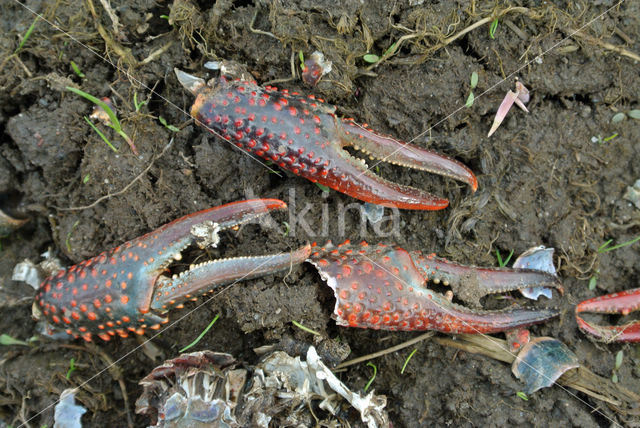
left=1, top=0, right=639, bottom=426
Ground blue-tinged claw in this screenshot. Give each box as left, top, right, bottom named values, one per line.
left=512, top=337, right=579, bottom=394
left=35, top=199, right=310, bottom=341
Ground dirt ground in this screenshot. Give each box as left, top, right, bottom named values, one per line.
left=1, top=0, right=639, bottom=426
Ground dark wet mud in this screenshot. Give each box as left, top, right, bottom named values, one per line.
left=1, top=0, right=639, bottom=426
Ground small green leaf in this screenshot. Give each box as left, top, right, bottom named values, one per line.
left=611, top=112, right=626, bottom=123
left=628, top=109, right=640, bottom=119
left=134, top=92, right=148, bottom=112
left=615, top=350, right=623, bottom=370
left=66, top=358, right=77, bottom=380
left=516, top=391, right=528, bottom=400
left=0, top=334, right=30, bottom=346
left=159, top=116, right=180, bottom=132
left=159, top=15, right=170, bottom=20
left=470, top=72, right=478, bottom=89
left=588, top=276, right=597, bottom=290
left=70, top=61, right=85, bottom=78
left=602, top=133, right=618, bottom=143
left=611, top=372, right=618, bottom=383
left=83, top=174, right=90, bottom=184
left=298, top=50, right=305, bottom=70
left=363, top=54, right=380, bottom=63
left=465, top=92, right=475, bottom=107
left=315, top=182, right=330, bottom=192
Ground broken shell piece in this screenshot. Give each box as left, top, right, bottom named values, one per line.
left=623, top=179, right=640, bottom=209
left=302, top=51, right=332, bottom=86
left=255, top=346, right=388, bottom=428
left=204, top=61, right=222, bottom=70
left=190, top=221, right=221, bottom=249
left=513, top=246, right=559, bottom=300
left=13, top=251, right=63, bottom=291
left=136, top=346, right=388, bottom=428
left=136, top=351, right=241, bottom=427
left=12, top=259, right=42, bottom=290
left=0, top=208, right=28, bottom=236
left=175, top=68, right=207, bottom=95
left=512, top=337, right=579, bottom=394
left=54, top=389, right=86, bottom=428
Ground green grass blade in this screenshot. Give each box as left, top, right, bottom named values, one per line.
left=15, top=16, right=40, bottom=53
left=84, top=116, right=118, bottom=152
left=598, top=235, right=640, bottom=253
left=496, top=249, right=514, bottom=267
left=291, top=320, right=321, bottom=336
left=67, top=87, right=121, bottom=130
left=489, top=18, right=499, bottom=39
left=401, top=348, right=417, bottom=374
left=180, top=314, right=220, bottom=352
left=364, top=361, right=377, bottom=392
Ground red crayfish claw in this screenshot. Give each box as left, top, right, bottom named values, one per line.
left=575, top=288, right=640, bottom=343
left=34, top=199, right=310, bottom=342
left=309, top=240, right=562, bottom=334
left=177, top=68, right=477, bottom=210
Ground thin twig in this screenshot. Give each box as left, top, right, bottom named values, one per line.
left=139, top=40, right=175, bottom=66
left=56, top=138, right=173, bottom=211
left=98, top=0, right=124, bottom=41
left=572, top=30, right=640, bottom=62
left=249, top=7, right=277, bottom=39
left=335, top=332, right=434, bottom=370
